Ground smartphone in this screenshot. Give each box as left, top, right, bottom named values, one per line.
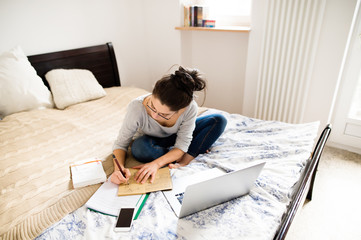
left=114, top=208, right=135, bottom=232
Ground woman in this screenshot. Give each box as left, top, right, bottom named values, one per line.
left=110, top=66, right=227, bottom=185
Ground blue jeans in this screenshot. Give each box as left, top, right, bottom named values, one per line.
left=131, top=114, right=227, bottom=163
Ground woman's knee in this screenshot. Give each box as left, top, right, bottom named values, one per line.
left=211, top=114, right=227, bottom=134
left=131, top=136, right=154, bottom=163
left=131, top=136, right=167, bottom=163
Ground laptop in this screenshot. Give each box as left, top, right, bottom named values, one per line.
left=163, top=161, right=266, bottom=218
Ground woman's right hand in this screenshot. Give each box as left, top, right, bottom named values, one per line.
left=110, top=168, right=131, bottom=184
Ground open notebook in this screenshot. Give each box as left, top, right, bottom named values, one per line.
left=85, top=178, right=148, bottom=218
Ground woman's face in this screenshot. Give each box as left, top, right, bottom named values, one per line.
left=147, top=96, right=176, bottom=121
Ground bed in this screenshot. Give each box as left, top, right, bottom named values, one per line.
left=0, top=42, right=331, bottom=240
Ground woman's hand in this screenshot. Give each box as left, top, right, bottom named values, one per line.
left=110, top=168, right=131, bottom=185
left=133, top=162, right=160, bottom=184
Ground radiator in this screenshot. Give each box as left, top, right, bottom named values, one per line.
left=255, top=0, right=326, bottom=123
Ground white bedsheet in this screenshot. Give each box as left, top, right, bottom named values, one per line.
left=36, top=109, right=319, bottom=240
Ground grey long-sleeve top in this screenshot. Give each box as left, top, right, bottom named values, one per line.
left=113, top=94, right=198, bottom=153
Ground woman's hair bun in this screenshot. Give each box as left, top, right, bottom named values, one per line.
left=172, top=66, right=206, bottom=93
left=152, top=65, right=207, bottom=111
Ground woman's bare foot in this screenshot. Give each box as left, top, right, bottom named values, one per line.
left=169, top=150, right=211, bottom=169
left=169, top=153, right=195, bottom=169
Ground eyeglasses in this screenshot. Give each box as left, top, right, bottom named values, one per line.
left=146, top=98, right=176, bottom=120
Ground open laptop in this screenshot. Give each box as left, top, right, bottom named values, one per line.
left=163, top=161, right=266, bottom=218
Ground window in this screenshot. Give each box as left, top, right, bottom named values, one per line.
left=206, top=0, right=251, bottom=26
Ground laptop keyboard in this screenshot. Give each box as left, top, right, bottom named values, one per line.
left=175, top=192, right=185, bottom=204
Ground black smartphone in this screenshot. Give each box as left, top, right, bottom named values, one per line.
left=114, top=208, right=135, bottom=232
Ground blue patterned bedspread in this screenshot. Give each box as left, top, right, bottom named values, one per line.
left=36, top=109, right=319, bottom=240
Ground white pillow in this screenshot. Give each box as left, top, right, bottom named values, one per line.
left=0, top=46, right=54, bottom=118
left=45, top=69, right=106, bottom=109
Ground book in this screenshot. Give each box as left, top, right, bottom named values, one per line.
left=189, top=6, right=203, bottom=27
left=70, top=158, right=106, bottom=188
left=85, top=178, right=149, bottom=218
left=196, top=6, right=203, bottom=27
left=184, top=5, right=190, bottom=27
left=203, top=20, right=216, bottom=28
left=118, top=167, right=172, bottom=196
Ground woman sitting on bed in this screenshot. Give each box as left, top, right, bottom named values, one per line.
left=110, top=66, right=227, bottom=184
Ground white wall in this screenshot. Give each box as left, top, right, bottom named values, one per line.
left=0, top=0, right=152, bottom=89
left=141, top=0, right=182, bottom=90
left=180, top=31, right=249, bottom=113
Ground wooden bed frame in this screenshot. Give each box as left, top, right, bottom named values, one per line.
left=27, top=42, right=332, bottom=240
left=28, top=42, right=121, bottom=88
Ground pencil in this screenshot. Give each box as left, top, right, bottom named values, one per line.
left=112, top=154, right=128, bottom=183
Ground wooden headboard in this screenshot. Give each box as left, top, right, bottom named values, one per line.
left=28, top=42, right=121, bottom=88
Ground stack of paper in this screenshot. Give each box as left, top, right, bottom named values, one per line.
left=70, top=158, right=106, bottom=188
left=85, top=178, right=148, bottom=218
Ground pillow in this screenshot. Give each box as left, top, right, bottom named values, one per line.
left=45, top=69, right=106, bottom=109
left=0, top=46, right=54, bottom=118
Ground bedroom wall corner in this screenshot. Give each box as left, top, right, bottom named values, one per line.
left=243, top=0, right=267, bottom=118
left=179, top=31, right=249, bottom=114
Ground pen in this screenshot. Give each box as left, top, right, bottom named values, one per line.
left=112, top=154, right=128, bottom=184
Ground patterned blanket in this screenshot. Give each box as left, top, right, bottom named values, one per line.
left=36, top=109, right=319, bottom=240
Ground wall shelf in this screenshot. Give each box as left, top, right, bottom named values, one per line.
left=175, top=26, right=251, bottom=33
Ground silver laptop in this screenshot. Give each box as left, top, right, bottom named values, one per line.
left=163, top=161, right=266, bottom=218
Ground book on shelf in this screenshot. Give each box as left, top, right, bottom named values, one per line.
left=183, top=5, right=213, bottom=28
left=184, top=5, right=190, bottom=27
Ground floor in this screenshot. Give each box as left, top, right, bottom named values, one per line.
left=286, top=146, right=361, bottom=240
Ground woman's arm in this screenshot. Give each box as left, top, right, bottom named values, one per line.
left=110, top=149, right=131, bottom=184
left=111, top=99, right=145, bottom=184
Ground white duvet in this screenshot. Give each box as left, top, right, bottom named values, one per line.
left=36, top=109, right=319, bottom=240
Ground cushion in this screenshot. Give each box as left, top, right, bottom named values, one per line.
left=0, top=46, right=54, bottom=118
left=45, top=69, right=106, bottom=109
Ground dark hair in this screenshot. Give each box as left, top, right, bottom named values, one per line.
left=152, top=66, right=207, bottom=111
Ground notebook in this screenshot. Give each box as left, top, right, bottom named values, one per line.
left=118, top=167, right=172, bottom=196
left=163, top=161, right=266, bottom=218
left=86, top=178, right=148, bottom=218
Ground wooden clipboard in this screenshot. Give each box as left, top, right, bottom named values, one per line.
left=118, top=167, right=172, bottom=196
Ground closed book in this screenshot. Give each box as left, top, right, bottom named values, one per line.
left=190, top=6, right=195, bottom=26
left=70, top=158, right=106, bottom=188
left=184, top=5, right=190, bottom=27
left=190, top=6, right=203, bottom=27
left=196, top=6, right=203, bottom=27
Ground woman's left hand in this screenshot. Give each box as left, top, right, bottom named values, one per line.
left=133, top=162, right=160, bottom=184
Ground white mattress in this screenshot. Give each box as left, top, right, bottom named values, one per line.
left=36, top=109, right=319, bottom=240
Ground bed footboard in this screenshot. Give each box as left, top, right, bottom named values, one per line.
left=273, top=124, right=332, bottom=240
